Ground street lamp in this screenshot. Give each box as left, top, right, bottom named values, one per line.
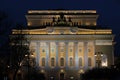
left=94, top=52, right=103, bottom=68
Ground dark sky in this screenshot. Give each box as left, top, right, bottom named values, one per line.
left=0, top=0, right=120, bottom=55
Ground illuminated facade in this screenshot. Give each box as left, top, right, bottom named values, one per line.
left=12, top=10, right=114, bottom=80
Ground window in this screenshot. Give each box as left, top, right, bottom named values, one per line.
left=42, top=58, right=45, bottom=67
left=79, top=57, right=82, bottom=67
left=69, top=57, right=73, bottom=66
left=42, top=49, right=45, bottom=52
left=51, top=48, right=54, bottom=52
left=60, top=58, right=64, bottom=66
left=61, top=49, right=64, bottom=52
left=88, top=48, right=91, bottom=52
left=88, top=57, right=92, bottom=66
left=70, top=49, right=72, bottom=52
left=51, top=58, right=55, bottom=67
left=79, top=49, right=82, bottom=52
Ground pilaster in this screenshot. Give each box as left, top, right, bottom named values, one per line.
left=74, top=42, right=78, bottom=69
left=56, top=42, right=59, bottom=67
left=84, top=42, right=88, bottom=70
left=36, top=42, right=40, bottom=66
left=65, top=42, right=68, bottom=69
left=46, top=42, right=49, bottom=68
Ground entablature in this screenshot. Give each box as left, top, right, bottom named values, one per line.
left=12, top=27, right=112, bottom=35
left=25, top=34, right=113, bottom=41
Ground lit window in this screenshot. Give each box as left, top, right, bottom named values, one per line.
left=69, top=57, right=73, bottom=66
left=51, top=58, right=55, bottom=67
left=88, top=57, right=92, bottom=66
left=79, top=57, right=82, bottom=67
left=60, top=58, right=64, bottom=66
left=42, top=58, right=45, bottom=67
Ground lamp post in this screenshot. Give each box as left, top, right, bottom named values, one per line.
left=94, top=52, right=103, bottom=68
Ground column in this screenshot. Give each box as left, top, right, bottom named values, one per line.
left=84, top=42, right=88, bottom=70
left=74, top=42, right=78, bottom=69
left=56, top=42, right=58, bottom=67
left=36, top=42, right=40, bottom=66
left=46, top=42, right=49, bottom=68
left=65, top=42, right=68, bottom=69
left=93, top=41, right=96, bottom=67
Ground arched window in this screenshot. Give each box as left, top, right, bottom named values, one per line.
left=51, top=58, right=55, bottom=67
left=79, top=49, right=82, bottom=52
left=69, top=57, right=73, bottom=66
left=42, top=49, right=45, bottom=52
left=88, top=57, right=92, bottom=66
left=42, top=58, right=45, bottom=67
left=79, top=57, right=82, bottom=67
left=60, top=58, right=64, bottom=66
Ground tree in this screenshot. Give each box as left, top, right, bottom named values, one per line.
left=9, top=24, right=30, bottom=80
left=115, top=56, right=120, bottom=71
left=0, top=52, right=10, bottom=80
left=23, top=67, right=45, bottom=80
left=0, top=11, right=12, bottom=80
left=81, top=67, right=120, bottom=80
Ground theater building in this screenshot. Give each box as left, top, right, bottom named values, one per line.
left=12, top=10, right=114, bottom=80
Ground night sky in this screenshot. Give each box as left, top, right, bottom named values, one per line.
left=0, top=0, right=120, bottom=55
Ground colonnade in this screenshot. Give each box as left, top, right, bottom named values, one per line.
left=30, top=41, right=95, bottom=69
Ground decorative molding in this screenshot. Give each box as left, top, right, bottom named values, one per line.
left=26, top=35, right=113, bottom=41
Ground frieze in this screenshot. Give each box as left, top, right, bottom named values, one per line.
left=26, top=35, right=113, bottom=41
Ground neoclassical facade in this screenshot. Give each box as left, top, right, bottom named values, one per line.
left=12, top=10, right=114, bottom=80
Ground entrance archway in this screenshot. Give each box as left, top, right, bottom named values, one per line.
left=60, top=73, right=64, bottom=80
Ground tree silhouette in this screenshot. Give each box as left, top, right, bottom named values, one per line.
left=0, top=11, right=12, bottom=80
left=81, top=67, right=120, bottom=80
left=9, top=24, right=30, bottom=80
